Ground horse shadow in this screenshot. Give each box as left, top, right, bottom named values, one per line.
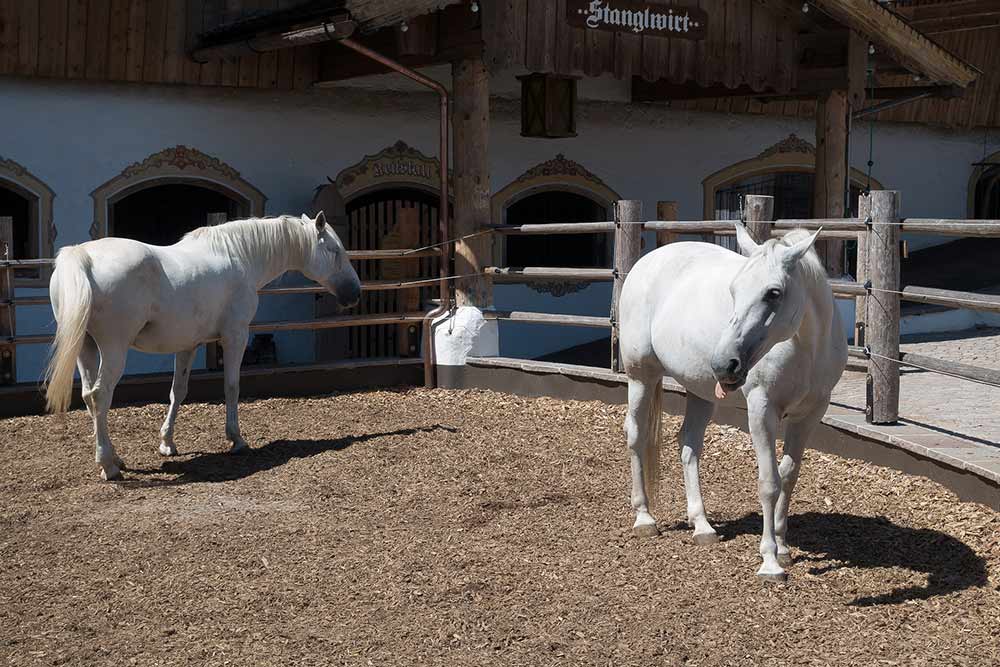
left=123, top=424, right=455, bottom=486
left=711, top=512, right=990, bottom=606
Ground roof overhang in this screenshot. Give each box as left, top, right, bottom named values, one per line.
left=806, top=0, right=980, bottom=87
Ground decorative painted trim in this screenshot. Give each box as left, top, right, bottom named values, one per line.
left=90, top=146, right=267, bottom=239
left=492, top=154, right=621, bottom=297
left=0, top=156, right=56, bottom=287
left=702, top=134, right=885, bottom=219
left=334, top=140, right=453, bottom=202
left=968, top=149, right=1000, bottom=219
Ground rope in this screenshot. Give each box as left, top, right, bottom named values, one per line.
left=867, top=285, right=1000, bottom=310
left=388, top=271, right=490, bottom=289
left=866, top=349, right=1000, bottom=389
left=402, top=230, right=493, bottom=256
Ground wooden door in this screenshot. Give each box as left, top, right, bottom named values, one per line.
left=315, top=188, right=442, bottom=361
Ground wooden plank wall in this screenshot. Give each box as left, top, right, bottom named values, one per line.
left=0, top=0, right=323, bottom=89
left=489, top=0, right=799, bottom=94
left=671, top=27, right=1000, bottom=129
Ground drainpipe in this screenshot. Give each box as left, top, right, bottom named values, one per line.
left=334, top=37, right=451, bottom=389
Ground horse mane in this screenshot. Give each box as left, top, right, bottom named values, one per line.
left=182, top=216, right=313, bottom=270
left=763, top=229, right=830, bottom=291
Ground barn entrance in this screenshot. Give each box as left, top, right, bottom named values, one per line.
left=315, top=187, right=443, bottom=361
left=109, top=180, right=247, bottom=246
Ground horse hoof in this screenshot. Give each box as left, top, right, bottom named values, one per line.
left=777, top=553, right=794, bottom=568
left=100, top=466, right=123, bottom=482
left=757, top=569, right=788, bottom=584
left=158, top=443, right=177, bottom=457
left=692, top=531, right=720, bottom=546
left=632, top=523, right=660, bottom=538
left=229, top=442, right=250, bottom=455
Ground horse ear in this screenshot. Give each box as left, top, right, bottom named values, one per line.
left=734, top=221, right=760, bottom=256
left=315, top=210, right=326, bottom=232
left=781, top=228, right=822, bottom=268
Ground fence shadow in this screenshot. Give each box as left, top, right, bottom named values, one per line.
left=714, top=511, right=989, bottom=606
left=122, top=424, right=455, bottom=486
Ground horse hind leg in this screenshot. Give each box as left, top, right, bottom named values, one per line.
left=221, top=330, right=250, bottom=454
left=85, top=340, right=128, bottom=481
left=625, top=375, right=663, bottom=538
left=679, top=394, right=718, bottom=545
left=158, top=348, right=196, bottom=456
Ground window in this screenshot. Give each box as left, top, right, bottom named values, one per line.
left=492, top=154, right=621, bottom=272
left=505, top=191, right=609, bottom=268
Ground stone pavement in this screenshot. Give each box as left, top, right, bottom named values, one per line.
left=829, top=326, right=1000, bottom=485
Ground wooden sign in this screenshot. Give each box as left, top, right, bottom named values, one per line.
left=335, top=140, right=452, bottom=201
left=567, top=0, right=707, bottom=40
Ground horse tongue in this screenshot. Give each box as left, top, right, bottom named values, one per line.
left=714, top=382, right=728, bottom=400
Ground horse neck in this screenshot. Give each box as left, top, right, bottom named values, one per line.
left=792, top=263, right=836, bottom=350
left=228, top=218, right=310, bottom=288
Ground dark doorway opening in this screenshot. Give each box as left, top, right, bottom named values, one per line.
left=505, top=191, right=609, bottom=268
left=0, top=183, right=39, bottom=281
left=111, top=183, right=243, bottom=246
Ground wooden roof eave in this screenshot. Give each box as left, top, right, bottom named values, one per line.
left=807, top=0, right=980, bottom=87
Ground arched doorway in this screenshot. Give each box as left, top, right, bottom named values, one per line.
left=317, top=142, right=450, bottom=362
left=0, top=156, right=56, bottom=287
left=109, top=180, right=247, bottom=246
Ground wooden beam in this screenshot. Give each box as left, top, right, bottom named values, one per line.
left=814, top=89, right=849, bottom=276
left=807, top=0, right=978, bottom=86
left=866, top=191, right=902, bottom=425
left=452, top=56, right=492, bottom=309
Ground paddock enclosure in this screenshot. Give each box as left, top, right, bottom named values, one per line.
left=2, top=388, right=998, bottom=666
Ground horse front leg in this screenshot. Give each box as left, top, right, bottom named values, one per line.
left=679, top=394, right=717, bottom=545
left=158, top=348, right=196, bottom=456
left=747, top=393, right=784, bottom=582
left=774, top=406, right=824, bottom=568
left=626, top=375, right=663, bottom=537
left=221, top=330, right=250, bottom=454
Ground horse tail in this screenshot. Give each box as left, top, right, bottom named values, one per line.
left=644, top=379, right=663, bottom=510
left=44, top=246, right=93, bottom=413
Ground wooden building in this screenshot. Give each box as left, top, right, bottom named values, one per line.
left=1, top=0, right=998, bottom=379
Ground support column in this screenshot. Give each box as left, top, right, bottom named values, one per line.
left=452, top=57, right=493, bottom=308
left=814, top=89, right=849, bottom=277
left=655, top=201, right=677, bottom=248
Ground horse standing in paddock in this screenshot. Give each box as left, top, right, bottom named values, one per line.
left=44, top=213, right=361, bottom=481
left=618, top=225, right=847, bottom=581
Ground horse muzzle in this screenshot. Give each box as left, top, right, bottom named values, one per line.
left=328, top=275, right=361, bottom=310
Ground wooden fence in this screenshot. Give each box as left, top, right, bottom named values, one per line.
left=0, top=217, right=445, bottom=389
left=3, top=193, right=999, bottom=427
left=487, top=192, right=1000, bottom=426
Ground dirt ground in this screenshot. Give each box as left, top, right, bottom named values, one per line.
left=2, top=388, right=998, bottom=667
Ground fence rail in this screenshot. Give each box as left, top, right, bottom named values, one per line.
left=482, top=193, right=1000, bottom=426
left=4, top=194, right=1000, bottom=422
left=0, top=220, right=446, bottom=386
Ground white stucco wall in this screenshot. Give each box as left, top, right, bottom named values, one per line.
left=2, top=74, right=995, bottom=382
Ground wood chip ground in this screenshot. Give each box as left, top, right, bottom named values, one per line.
left=1, top=388, right=998, bottom=666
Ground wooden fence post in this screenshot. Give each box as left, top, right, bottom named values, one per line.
left=856, top=194, right=871, bottom=348
left=611, top=200, right=642, bottom=373
left=0, top=217, right=15, bottom=385
left=655, top=201, right=678, bottom=248
left=743, top=194, right=774, bottom=249
left=866, top=190, right=901, bottom=424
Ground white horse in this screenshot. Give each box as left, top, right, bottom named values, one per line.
left=618, top=224, right=847, bottom=581
left=44, top=213, right=361, bottom=481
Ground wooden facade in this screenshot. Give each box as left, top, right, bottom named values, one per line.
left=485, top=0, right=799, bottom=93
left=0, top=0, right=993, bottom=128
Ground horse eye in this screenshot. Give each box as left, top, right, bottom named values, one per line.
left=765, top=288, right=782, bottom=301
